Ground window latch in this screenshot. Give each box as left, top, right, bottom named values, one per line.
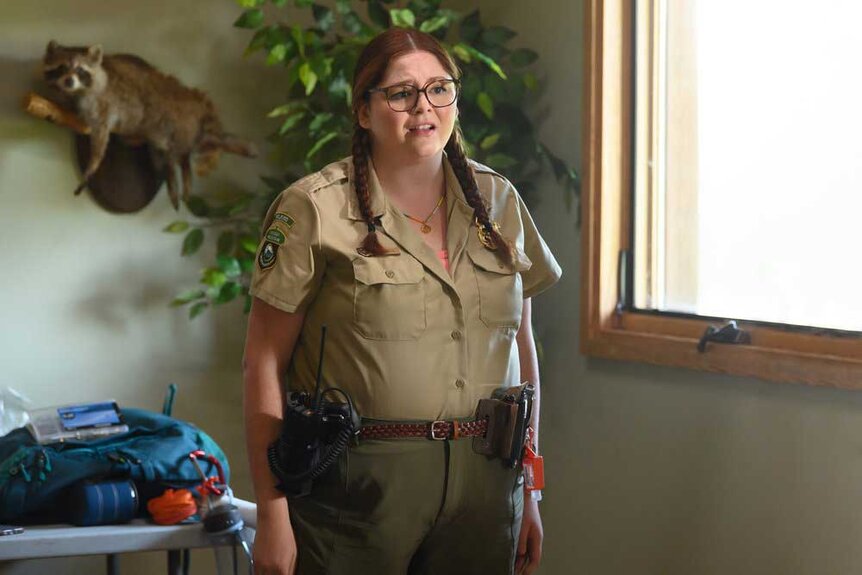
left=697, top=320, right=751, bottom=353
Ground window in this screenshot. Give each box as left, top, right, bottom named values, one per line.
left=581, top=0, right=862, bottom=387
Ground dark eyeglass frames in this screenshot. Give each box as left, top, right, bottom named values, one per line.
left=367, top=78, right=460, bottom=112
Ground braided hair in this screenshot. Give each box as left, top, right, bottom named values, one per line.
left=351, top=28, right=513, bottom=266
left=444, top=126, right=513, bottom=266
left=351, top=124, right=397, bottom=256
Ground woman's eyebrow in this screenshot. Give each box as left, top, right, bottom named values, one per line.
left=384, top=75, right=450, bottom=86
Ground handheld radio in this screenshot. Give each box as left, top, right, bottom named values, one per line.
left=267, top=326, right=360, bottom=497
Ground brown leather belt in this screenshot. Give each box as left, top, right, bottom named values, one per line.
left=359, top=418, right=488, bottom=441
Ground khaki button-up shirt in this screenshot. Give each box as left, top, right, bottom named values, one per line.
left=250, top=155, right=562, bottom=420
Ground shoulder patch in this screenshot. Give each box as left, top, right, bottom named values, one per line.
left=258, top=241, right=279, bottom=270
left=273, top=212, right=295, bottom=228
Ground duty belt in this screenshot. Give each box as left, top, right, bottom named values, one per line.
left=359, top=418, right=488, bottom=441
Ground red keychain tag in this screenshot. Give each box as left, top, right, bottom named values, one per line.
left=523, top=444, right=545, bottom=491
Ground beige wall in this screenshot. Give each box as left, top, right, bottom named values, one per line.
left=0, top=1, right=287, bottom=572
left=458, top=1, right=862, bottom=574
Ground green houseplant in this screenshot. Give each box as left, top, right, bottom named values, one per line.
left=166, top=0, right=578, bottom=318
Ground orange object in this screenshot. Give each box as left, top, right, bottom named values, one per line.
left=523, top=444, right=545, bottom=491
left=523, top=427, right=545, bottom=492
left=147, top=488, right=197, bottom=525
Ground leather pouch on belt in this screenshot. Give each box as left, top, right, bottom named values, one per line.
left=472, top=383, right=533, bottom=461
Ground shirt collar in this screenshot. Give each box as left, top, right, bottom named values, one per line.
left=345, top=153, right=472, bottom=222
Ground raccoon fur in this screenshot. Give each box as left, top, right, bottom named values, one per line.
left=42, top=41, right=257, bottom=209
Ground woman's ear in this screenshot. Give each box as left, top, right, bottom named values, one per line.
left=358, top=102, right=371, bottom=130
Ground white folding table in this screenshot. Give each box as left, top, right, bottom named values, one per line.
left=0, top=499, right=256, bottom=574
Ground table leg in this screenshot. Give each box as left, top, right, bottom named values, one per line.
left=107, top=553, right=120, bottom=575
left=167, top=549, right=181, bottom=575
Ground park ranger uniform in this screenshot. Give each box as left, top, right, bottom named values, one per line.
left=250, top=154, right=561, bottom=575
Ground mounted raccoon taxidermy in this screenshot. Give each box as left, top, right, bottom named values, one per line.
left=42, top=40, right=257, bottom=209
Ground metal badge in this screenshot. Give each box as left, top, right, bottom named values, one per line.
left=475, top=218, right=502, bottom=250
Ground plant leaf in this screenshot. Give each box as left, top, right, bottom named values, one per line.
left=217, top=255, right=242, bottom=278
left=308, top=112, right=333, bottom=135
left=306, top=132, right=338, bottom=159
left=480, top=133, right=501, bottom=150
left=216, top=282, right=243, bottom=304
left=459, top=9, right=481, bottom=43
left=268, top=103, right=296, bottom=118
left=390, top=8, right=416, bottom=28
left=201, top=268, right=227, bottom=287
left=240, top=236, right=259, bottom=254
left=239, top=256, right=255, bottom=273
left=510, top=48, right=539, bottom=68
left=298, top=62, right=318, bottom=95
left=523, top=72, right=538, bottom=91
left=246, top=26, right=269, bottom=54
left=185, top=196, right=210, bottom=217
left=278, top=111, right=306, bottom=135
left=367, top=0, right=390, bottom=28
left=451, top=43, right=471, bottom=63
left=189, top=302, right=208, bottom=319
left=312, top=4, right=335, bottom=31
left=291, top=25, right=306, bottom=59
left=267, top=43, right=289, bottom=65
left=163, top=220, right=189, bottom=233
left=234, top=8, right=264, bottom=29
left=419, top=14, right=449, bottom=33
left=477, top=92, right=494, bottom=119
left=237, top=0, right=264, bottom=8
left=294, top=0, right=313, bottom=7
left=461, top=44, right=507, bottom=79
left=481, top=25, right=518, bottom=46
left=181, top=229, right=204, bottom=256
left=171, top=289, right=205, bottom=307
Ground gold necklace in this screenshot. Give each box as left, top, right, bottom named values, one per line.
left=403, top=193, right=445, bottom=234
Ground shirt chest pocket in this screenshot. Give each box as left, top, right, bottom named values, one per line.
left=466, top=246, right=532, bottom=329
left=352, top=256, right=427, bottom=340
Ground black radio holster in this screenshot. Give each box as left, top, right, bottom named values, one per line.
left=267, top=391, right=360, bottom=498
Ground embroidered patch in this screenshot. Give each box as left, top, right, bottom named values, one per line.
left=265, top=228, right=286, bottom=245
left=273, top=212, right=295, bottom=229
left=258, top=241, right=279, bottom=270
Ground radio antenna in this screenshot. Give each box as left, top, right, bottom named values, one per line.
left=312, top=325, right=327, bottom=412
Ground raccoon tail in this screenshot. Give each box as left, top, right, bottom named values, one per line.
left=204, top=132, right=259, bottom=158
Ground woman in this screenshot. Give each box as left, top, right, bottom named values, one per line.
left=243, top=28, right=561, bottom=575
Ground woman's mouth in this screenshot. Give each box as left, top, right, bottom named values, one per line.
left=407, top=124, right=435, bottom=135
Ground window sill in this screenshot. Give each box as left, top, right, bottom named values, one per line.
left=582, top=312, right=862, bottom=389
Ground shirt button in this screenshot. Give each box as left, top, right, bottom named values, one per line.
left=451, top=330, right=462, bottom=341
left=455, top=379, right=465, bottom=389
left=385, top=270, right=395, bottom=278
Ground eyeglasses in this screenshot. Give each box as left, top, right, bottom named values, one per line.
left=367, top=78, right=460, bottom=112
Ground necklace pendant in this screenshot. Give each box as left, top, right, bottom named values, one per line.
left=420, top=224, right=432, bottom=234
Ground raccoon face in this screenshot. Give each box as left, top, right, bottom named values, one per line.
left=43, top=41, right=103, bottom=95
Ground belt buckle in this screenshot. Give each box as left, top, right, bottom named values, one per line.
left=429, top=420, right=448, bottom=440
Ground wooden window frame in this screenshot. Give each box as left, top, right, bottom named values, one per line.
left=580, top=0, right=862, bottom=388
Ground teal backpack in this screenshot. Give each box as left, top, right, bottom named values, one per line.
left=0, top=408, right=229, bottom=523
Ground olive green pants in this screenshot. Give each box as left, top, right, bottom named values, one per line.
left=288, top=436, right=524, bottom=575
